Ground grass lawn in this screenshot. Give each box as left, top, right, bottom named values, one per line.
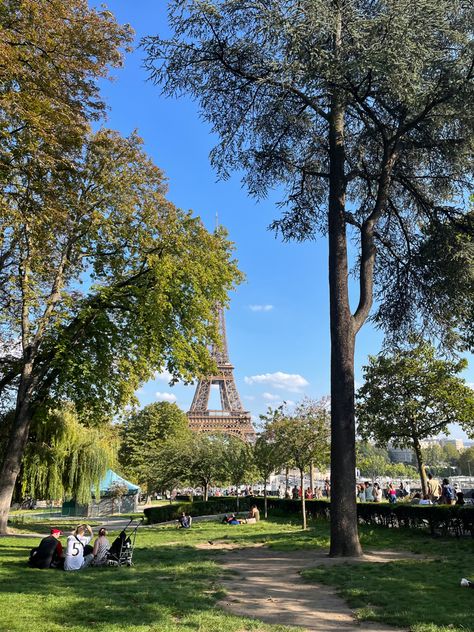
left=0, top=515, right=473, bottom=632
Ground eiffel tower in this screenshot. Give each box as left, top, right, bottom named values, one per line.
left=187, top=306, right=255, bottom=441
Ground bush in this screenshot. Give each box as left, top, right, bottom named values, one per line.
left=144, top=496, right=474, bottom=536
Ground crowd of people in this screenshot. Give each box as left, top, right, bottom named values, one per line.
left=355, top=475, right=468, bottom=505
left=28, top=524, right=110, bottom=571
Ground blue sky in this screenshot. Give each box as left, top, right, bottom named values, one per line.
left=98, top=1, right=473, bottom=439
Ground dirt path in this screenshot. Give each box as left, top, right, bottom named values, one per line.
left=213, top=545, right=412, bottom=631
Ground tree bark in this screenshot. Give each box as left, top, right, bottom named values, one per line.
left=0, top=365, right=35, bottom=533
left=412, top=435, right=428, bottom=496
left=300, top=469, right=307, bottom=530
left=285, top=467, right=289, bottom=497
left=204, top=482, right=209, bottom=502
left=327, top=40, right=362, bottom=555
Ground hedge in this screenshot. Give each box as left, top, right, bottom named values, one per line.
left=144, top=496, right=474, bottom=537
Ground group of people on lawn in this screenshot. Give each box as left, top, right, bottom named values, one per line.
left=29, top=524, right=110, bottom=571
left=356, top=475, right=466, bottom=505
left=222, top=505, right=260, bottom=525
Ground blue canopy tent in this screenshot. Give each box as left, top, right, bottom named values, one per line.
left=62, top=469, right=140, bottom=517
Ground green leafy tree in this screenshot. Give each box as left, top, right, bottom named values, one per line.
left=271, top=399, right=330, bottom=529
left=0, top=0, right=132, bottom=188
left=108, top=482, right=129, bottom=515
left=1, top=404, right=117, bottom=505
left=119, top=402, right=191, bottom=494
left=144, top=0, right=474, bottom=556
left=458, top=446, right=474, bottom=476
left=188, top=434, right=227, bottom=502
left=421, top=444, right=445, bottom=475
left=221, top=436, right=255, bottom=511
left=254, top=421, right=285, bottom=518
left=0, top=129, right=241, bottom=533
left=357, top=341, right=474, bottom=496
left=357, top=442, right=393, bottom=480
left=147, top=434, right=192, bottom=501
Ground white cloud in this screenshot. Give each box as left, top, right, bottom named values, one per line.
left=154, top=369, right=173, bottom=382
left=262, top=392, right=280, bottom=401
left=467, top=382, right=474, bottom=390
left=155, top=391, right=177, bottom=403
left=249, top=304, right=274, bottom=312
left=245, top=371, right=309, bottom=392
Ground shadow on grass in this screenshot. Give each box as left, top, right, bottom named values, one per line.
left=303, top=557, right=474, bottom=632
left=0, top=544, right=229, bottom=631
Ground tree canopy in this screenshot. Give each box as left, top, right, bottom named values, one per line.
left=269, top=399, right=330, bottom=528
left=144, top=0, right=474, bottom=556
left=0, top=0, right=243, bottom=533
left=119, top=402, right=191, bottom=492
left=357, top=340, right=474, bottom=494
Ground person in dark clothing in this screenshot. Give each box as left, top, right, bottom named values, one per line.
left=29, top=528, right=63, bottom=569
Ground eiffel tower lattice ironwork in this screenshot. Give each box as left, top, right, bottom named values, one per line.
left=187, top=307, right=255, bottom=441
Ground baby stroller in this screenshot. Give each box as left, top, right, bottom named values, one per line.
left=106, top=517, right=143, bottom=567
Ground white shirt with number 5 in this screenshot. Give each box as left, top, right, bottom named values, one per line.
left=64, top=534, right=91, bottom=571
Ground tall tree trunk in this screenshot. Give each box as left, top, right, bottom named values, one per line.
left=300, top=469, right=307, bottom=530
left=236, top=486, right=240, bottom=512
left=309, top=462, right=315, bottom=492
left=412, top=435, right=428, bottom=497
left=0, top=366, right=35, bottom=533
left=285, top=467, right=289, bottom=497
left=204, top=482, right=209, bottom=502
left=327, top=15, right=362, bottom=554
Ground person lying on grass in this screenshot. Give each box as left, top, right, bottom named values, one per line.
left=28, top=528, right=64, bottom=569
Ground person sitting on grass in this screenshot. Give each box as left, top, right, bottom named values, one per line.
left=91, top=528, right=110, bottom=566
left=64, top=524, right=94, bottom=571
left=28, top=528, right=64, bottom=569
left=177, top=512, right=191, bottom=529
left=246, top=504, right=260, bottom=523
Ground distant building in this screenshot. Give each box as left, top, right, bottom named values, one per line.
left=439, top=438, right=465, bottom=451
left=388, top=444, right=414, bottom=464
left=420, top=438, right=465, bottom=451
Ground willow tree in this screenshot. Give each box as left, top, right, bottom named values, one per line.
left=16, top=405, right=117, bottom=504
left=144, top=0, right=474, bottom=555
left=0, top=127, right=241, bottom=533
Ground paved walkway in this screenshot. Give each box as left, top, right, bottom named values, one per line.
left=214, top=545, right=410, bottom=632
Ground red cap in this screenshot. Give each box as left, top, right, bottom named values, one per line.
left=51, top=528, right=62, bottom=535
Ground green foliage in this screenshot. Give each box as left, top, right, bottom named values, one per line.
left=357, top=340, right=474, bottom=445
left=356, top=441, right=391, bottom=479
left=269, top=399, right=331, bottom=474
left=188, top=434, right=228, bottom=500
left=144, top=0, right=474, bottom=346
left=458, top=446, right=474, bottom=476
left=17, top=405, right=116, bottom=503
left=119, top=402, right=191, bottom=491
left=357, top=340, right=474, bottom=490
left=253, top=431, right=285, bottom=484
left=220, top=435, right=256, bottom=489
